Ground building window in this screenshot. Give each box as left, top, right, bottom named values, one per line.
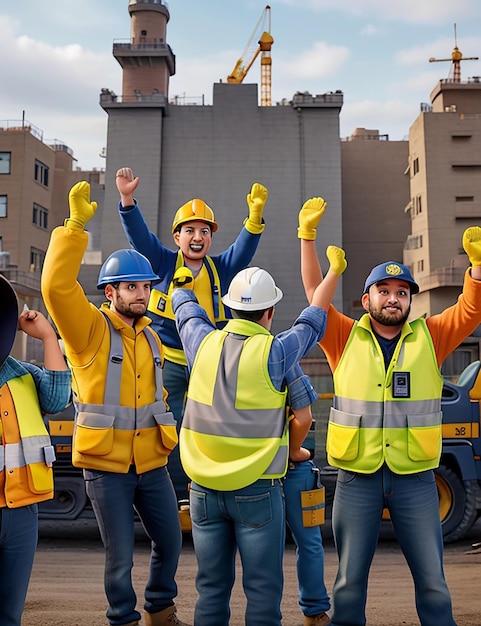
left=32, top=203, right=48, bottom=229
left=417, top=259, right=424, bottom=272
left=455, top=196, right=474, bottom=202
left=415, top=195, right=422, bottom=214
left=34, top=159, right=49, bottom=186
left=0, top=195, right=7, bottom=217
left=30, top=247, right=45, bottom=272
left=413, top=157, right=419, bottom=175
left=0, top=152, right=11, bottom=174
left=405, top=234, right=423, bottom=250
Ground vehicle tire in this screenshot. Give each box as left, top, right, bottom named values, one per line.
left=38, top=477, right=88, bottom=520
left=435, top=464, right=478, bottom=543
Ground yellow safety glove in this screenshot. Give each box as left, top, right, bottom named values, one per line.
left=65, top=181, right=97, bottom=230
left=244, top=182, right=268, bottom=235
left=462, top=226, right=481, bottom=266
left=172, top=267, right=194, bottom=288
left=298, top=197, right=327, bottom=240
left=326, top=245, right=347, bottom=276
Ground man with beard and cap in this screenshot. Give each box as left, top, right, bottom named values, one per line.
left=41, top=181, right=190, bottom=626
left=0, top=275, right=70, bottom=626
left=297, top=196, right=481, bottom=626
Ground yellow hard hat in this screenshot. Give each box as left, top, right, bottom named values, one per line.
left=171, top=199, right=218, bottom=234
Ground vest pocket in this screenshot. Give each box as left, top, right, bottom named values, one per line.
left=75, top=412, right=115, bottom=456
left=153, top=411, right=178, bottom=452
left=407, top=413, right=442, bottom=461
left=27, top=463, right=53, bottom=494
left=149, top=288, right=175, bottom=320
left=326, top=407, right=361, bottom=461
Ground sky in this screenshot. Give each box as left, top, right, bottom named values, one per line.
left=2, top=0, right=481, bottom=171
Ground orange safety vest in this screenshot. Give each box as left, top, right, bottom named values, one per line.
left=0, top=374, right=54, bottom=508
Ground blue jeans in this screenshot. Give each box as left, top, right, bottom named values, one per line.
left=189, top=479, right=285, bottom=626
left=0, top=504, right=38, bottom=626
left=284, top=461, right=330, bottom=617
left=330, top=465, right=457, bottom=626
left=162, top=359, right=190, bottom=500
left=85, top=466, right=182, bottom=626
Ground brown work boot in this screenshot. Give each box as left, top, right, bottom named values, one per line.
left=144, top=605, right=191, bottom=626
left=304, top=612, right=331, bottom=626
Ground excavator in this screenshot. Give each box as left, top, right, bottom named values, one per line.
left=226, top=5, right=274, bottom=106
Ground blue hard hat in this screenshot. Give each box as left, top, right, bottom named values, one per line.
left=363, top=261, right=419, bottom=295
left=97, top=249, right=159, bottom=289
left=0, top=274, right=19, bottom=365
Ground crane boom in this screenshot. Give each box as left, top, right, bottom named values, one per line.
left=429, top=23, right=478, bottom=82
left=226, top=5, right=274, bottom=106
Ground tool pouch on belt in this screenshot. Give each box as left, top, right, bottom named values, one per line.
left=301, top=466, right=325, bottom=527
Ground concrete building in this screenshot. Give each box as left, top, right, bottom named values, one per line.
left=405, top=76, right=481, bottom=375
left=341, top=128, right=410, bottom=319
left=98, top=0, right=344, bottom=336
left=0, top=119, right=104, bottom=360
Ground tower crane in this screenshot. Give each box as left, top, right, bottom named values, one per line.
left=227, top=5, right=274, bottom=106
left=429, top=24, right=478, bottom=83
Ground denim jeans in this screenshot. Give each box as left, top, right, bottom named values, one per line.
left=0, top=504, right=38, bottom=626
left=330, top=465, right=457, bottom=626
left=189, top=479, right=285, bottom=626
left=284, top=460, right=330, bottom=617
left=162, top=359, right=191, bottom=500
left=85, top=465, right=182, bottom=626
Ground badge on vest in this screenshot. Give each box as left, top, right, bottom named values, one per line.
left=393, top=371, right=410, bottom=398
left=157, top=296, right=167, bottom=312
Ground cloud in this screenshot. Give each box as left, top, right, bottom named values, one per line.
left=0, top=16, right=118, bottom=168
left=280, top=41, right=350, bottom=79
left=277, top=0, right=481, bottom=24
left=340, top=98, right=416, bottom=140
left=361, top=24, right=381, bottom=36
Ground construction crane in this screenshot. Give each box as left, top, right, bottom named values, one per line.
left=429, top=24, right=478, bottom=83
left=227, top=5, right=274, bottom=106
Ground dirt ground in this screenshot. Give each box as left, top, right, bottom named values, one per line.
left=21, top=515, right=481, bottom=626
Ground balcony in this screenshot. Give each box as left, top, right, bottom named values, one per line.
left=418, top=266, right=466, bottom=291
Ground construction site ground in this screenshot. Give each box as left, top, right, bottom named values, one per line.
left=23, top=514, right=481, bottom=626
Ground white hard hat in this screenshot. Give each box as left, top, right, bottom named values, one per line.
left=222, top=267, right=283, bottom=311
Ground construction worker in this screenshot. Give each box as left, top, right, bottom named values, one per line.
left=171, top=246, right=346, bottom=626
left=41, top=181, right=190, bottom=626
left=115, top=167, right=267, bottom=499
left=297, top=197, right=481, bottom=626
left=0, top=275, right=71, bottom=626
left=284, top=453, right=331, bottom=626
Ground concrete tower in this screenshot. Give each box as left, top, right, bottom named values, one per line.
left=113, top=0, right=175, bottom=99
left=100, top=0, right=176, bottom=255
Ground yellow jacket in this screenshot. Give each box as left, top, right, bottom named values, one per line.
left=41, top=226, right=177, bottom=473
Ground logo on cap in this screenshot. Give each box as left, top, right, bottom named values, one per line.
left=385, top=263, right=403, bottom=276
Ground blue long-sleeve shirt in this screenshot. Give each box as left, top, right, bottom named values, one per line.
left=0, top=356, right=71, bottom=415
left=172, top=289, right=325, bottom=409
left=119, top=202, right=263, bottom=359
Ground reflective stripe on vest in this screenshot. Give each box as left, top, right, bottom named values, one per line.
left=148, top=251, right=227, bottom=325
left=181, top=318, right=288, bottom=490
left=74, top=315, right=176, bottom=431
left=2, top=374, right=54, bottom=499
left=327, top=316, right=443, bottom=474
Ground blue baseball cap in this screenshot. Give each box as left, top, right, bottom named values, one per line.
left=363, top=262, right=419, bottom=295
